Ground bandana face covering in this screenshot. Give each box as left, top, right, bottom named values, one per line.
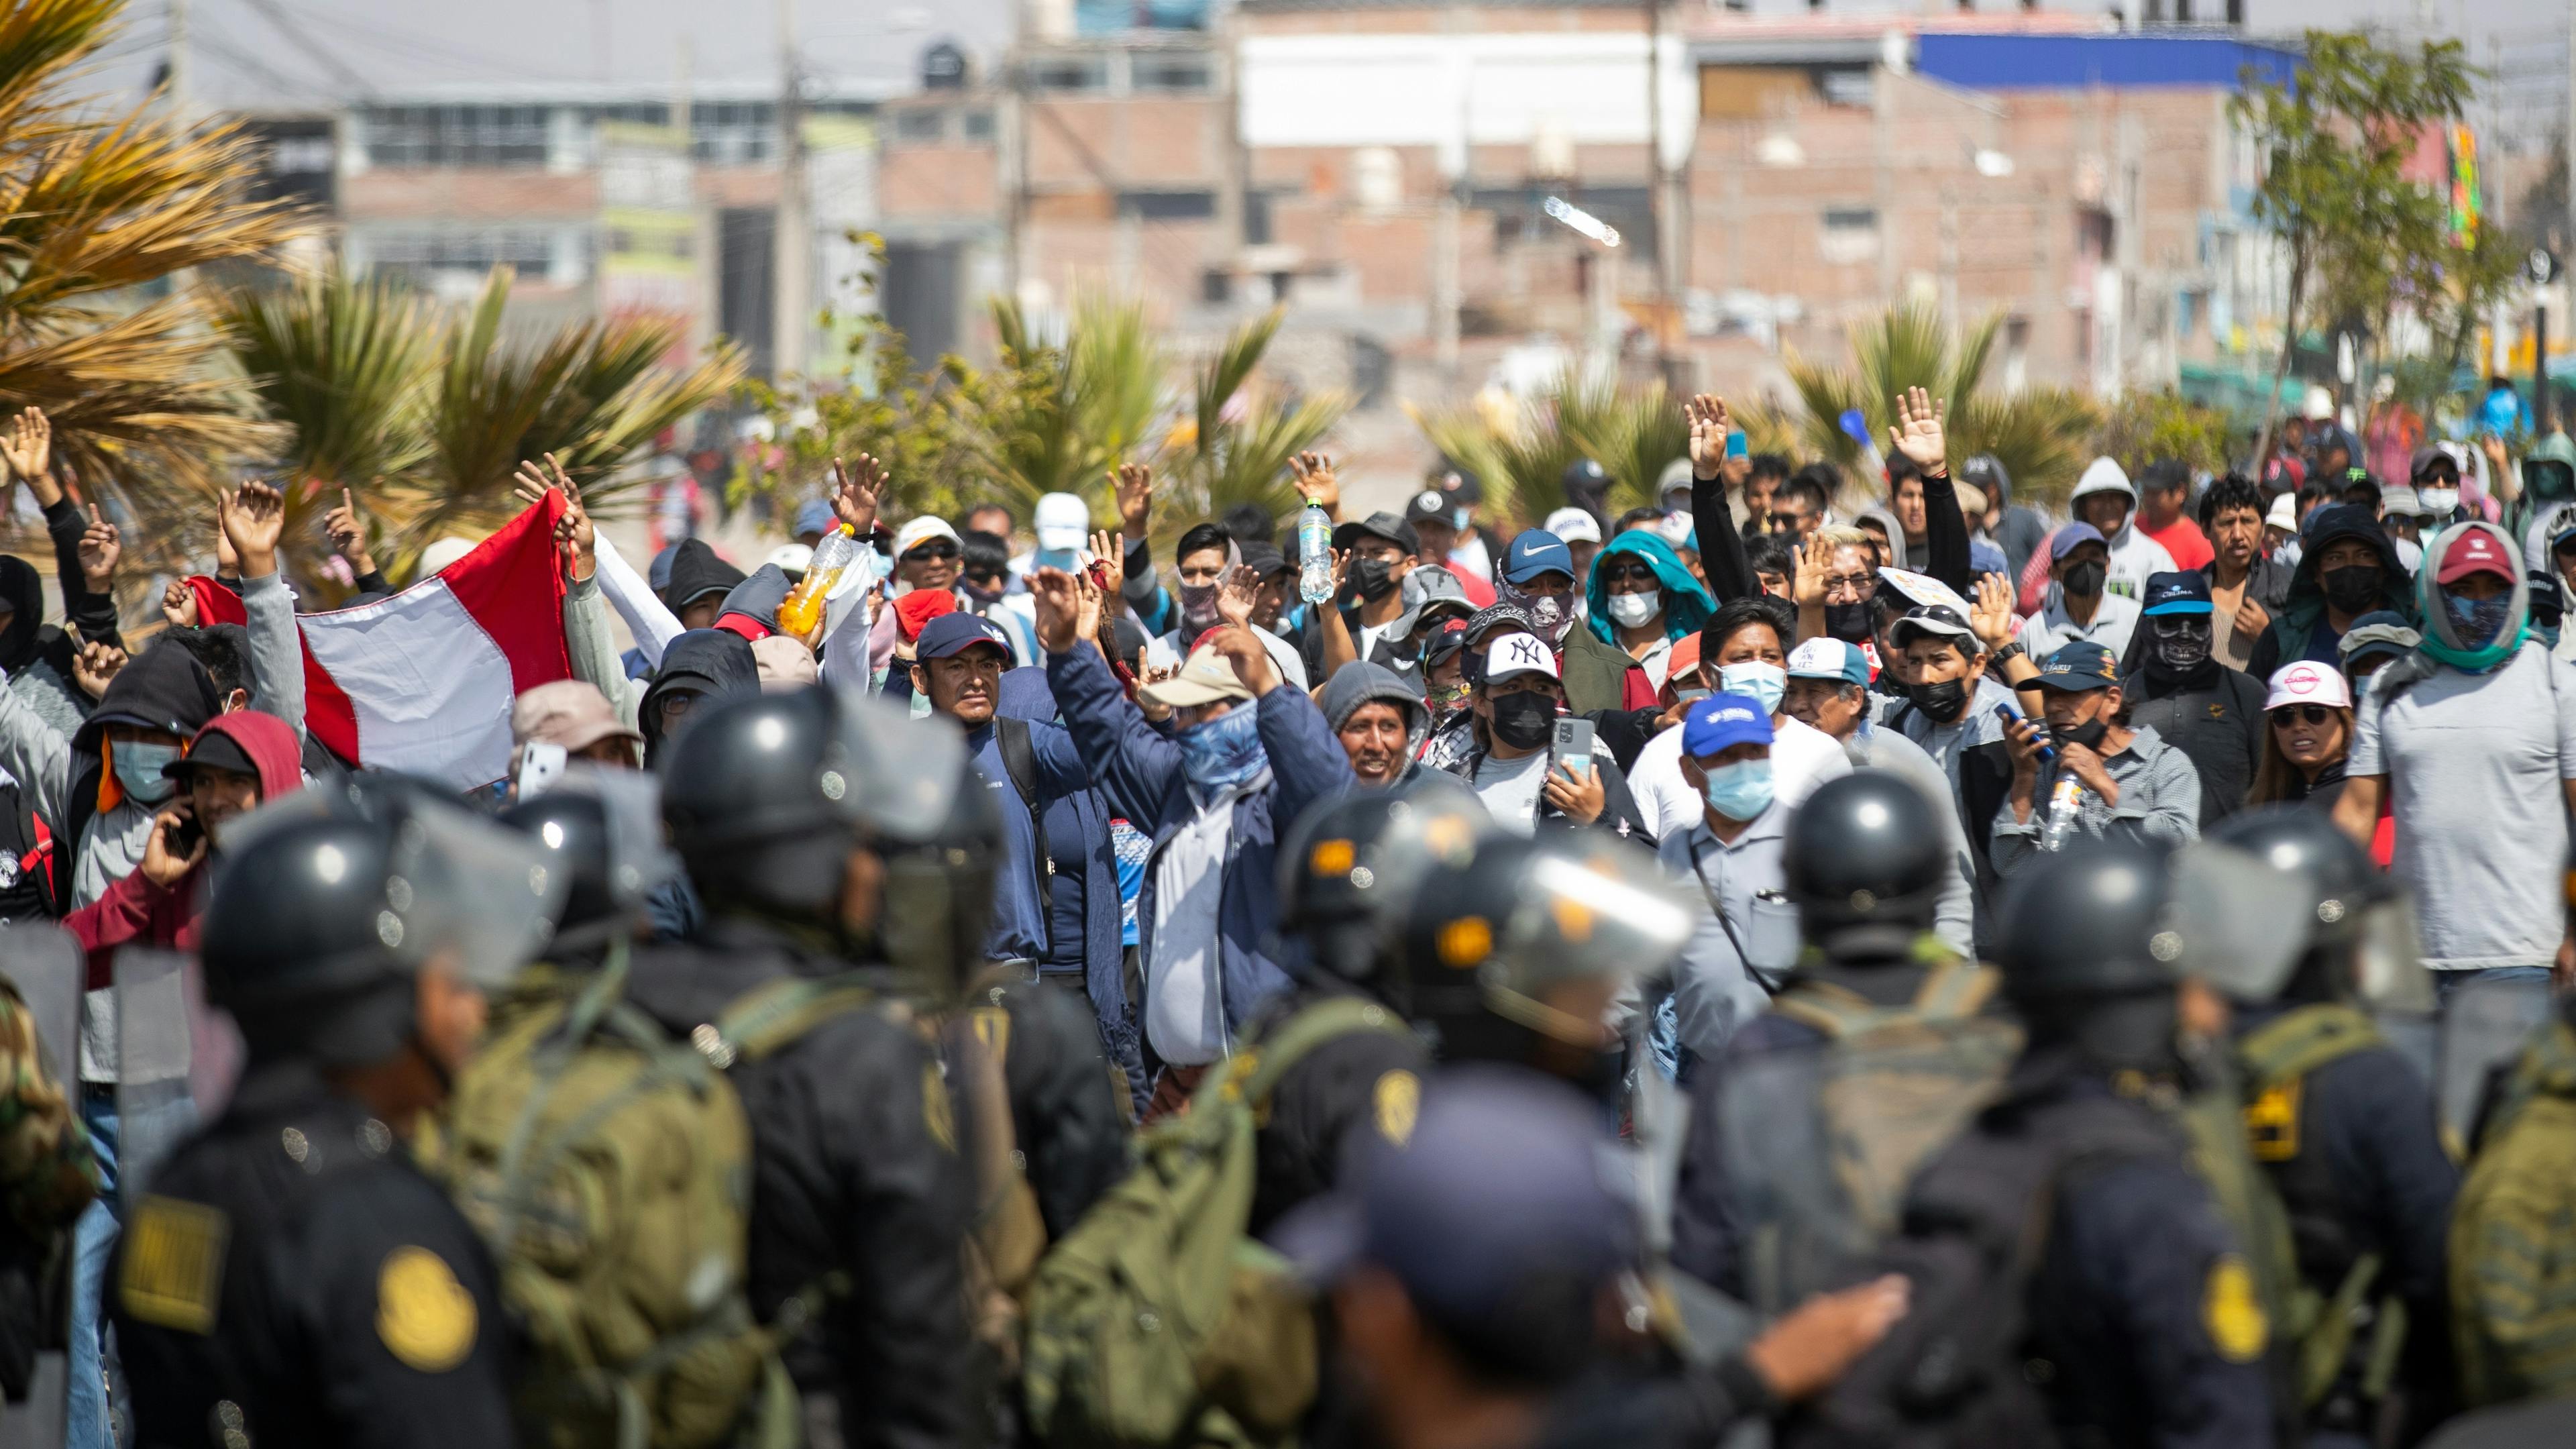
left=1498, top=579, right=1574, bottom=645
left=1176, top=582, right=1222, bottom=638
left=1176, top=706, right=1267, bottom=796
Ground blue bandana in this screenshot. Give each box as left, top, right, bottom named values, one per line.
left=1177, top=705, right=1268, bottom=798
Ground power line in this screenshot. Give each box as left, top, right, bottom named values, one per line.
left=232, top=0, right=378, bottom=100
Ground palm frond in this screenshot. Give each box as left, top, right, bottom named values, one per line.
left=216, top=266, right=437, bottom=488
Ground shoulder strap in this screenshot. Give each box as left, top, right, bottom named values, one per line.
left=994, top=716, right=1057, bottom=918
left=709, top=972, right=883, bottom=1065
left=1911, top=958, right=2000, bottom=1022
left=1768, top=981, right=1883, bottom=1040
left=1222, top=998, right=1415, bottom=1109
left=2237, top=1003, right=2383, bottom=1091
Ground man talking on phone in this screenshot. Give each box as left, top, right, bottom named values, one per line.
left=1438, top=632, right=1648, bottom=839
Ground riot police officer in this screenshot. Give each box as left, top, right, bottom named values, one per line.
left=497, top=763, right=676, bottom=966
left=1250, top=778, right=1489, bottom=1231
left=633, top=685, right=981, bottom=1449
left=112, top=785, right=563, bottom=1448
left=2204, top=805, right=2458, bottom=1442
left=1807, top=841, right=2276, bottom=1448
left=1670, top=769, right=2020, bottom=1303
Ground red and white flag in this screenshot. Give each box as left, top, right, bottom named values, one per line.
left=188, top=492, right=572, bottom=788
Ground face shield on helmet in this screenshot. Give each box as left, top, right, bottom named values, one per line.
left=820, top=687, right=999, bottom=1006
left=1470, top=838, right=1695, bottom=1047
left=2153, top=841, right=2311, bottom=1006
left=1277, top=775, right=1493, bottom=999
left=501, top=764, right=683, bottom=954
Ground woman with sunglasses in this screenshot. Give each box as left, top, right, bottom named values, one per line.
left=2247, top=661, right=2356, bottom=813
left=1579, top=529, right=1713, bottom=690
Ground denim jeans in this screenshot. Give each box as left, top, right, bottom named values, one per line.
left=70, top=1082, right=201, bottom=1449
left=2434, top=964, right=2556, bottom=1006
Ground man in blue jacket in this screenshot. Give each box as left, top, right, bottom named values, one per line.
left=1028, top=566, right=1354, bottom=1116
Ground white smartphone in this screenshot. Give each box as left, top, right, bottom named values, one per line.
left=516, top=740, right=569, bottom=800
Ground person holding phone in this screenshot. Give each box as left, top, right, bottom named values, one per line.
left=1440, top=633, right=1647, bottom=840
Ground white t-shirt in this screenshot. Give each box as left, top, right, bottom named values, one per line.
left=1146, top=797, right=1237, bottom=1065
left=1629, top=712, right=1851, bottom=843
left=2350, top=643, right=2576, bottom=970
left=1469, top=747, right=1553, bottom=835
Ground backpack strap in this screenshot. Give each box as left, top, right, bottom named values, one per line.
left=1767, top=981, right=1886, bottom=1041
left=2237, top=1003, right=2383, bottom=1092
left=1212, top=998, right=1415, bottom=1111
left=994, top=717, right=1059, bottom=923
left=705, top=972, right=883, bottom=1067
left=1911, top=958, right=2000, bottom=1022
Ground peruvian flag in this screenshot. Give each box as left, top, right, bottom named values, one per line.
left=186, top=491, right=573, bottom=788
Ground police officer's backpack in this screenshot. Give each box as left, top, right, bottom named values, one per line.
left=1723, top=957, right=2021, bottom=1314
left=1020, top=997, right=1415, bottom=1449
left=430, top=950, right=881, bottom=1449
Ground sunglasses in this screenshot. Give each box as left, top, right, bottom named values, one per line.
left=904, top=542, right=960, bottom=562
left=2269, top=704, right=2336, bottom=727
left=1599, top=564, right=1660, bottom=586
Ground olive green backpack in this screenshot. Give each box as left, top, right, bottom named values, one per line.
left=1020, top=997, right=1415, bottom=1449
left=429, top=950, right=881, bottom=1449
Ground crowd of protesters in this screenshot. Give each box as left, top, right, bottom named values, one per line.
left=0, top=375, right=2572, bottom=1449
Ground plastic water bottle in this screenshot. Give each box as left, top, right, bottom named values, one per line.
left=777, top=523, right=857, bottom=639
left=1296, top=498, right=1334, bottom=604
left=2041, top=774, right=2086, bottom=853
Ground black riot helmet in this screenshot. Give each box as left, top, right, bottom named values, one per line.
left=659, top=684, right=999, bottom=1005
left=1275, top=775, right=1491, bottom=1005
left=1782, top=770, right=1949, bottom=958
left=1391, top=832, right=1690, bottom=1092
left=1993, top=841, right=2185, bottom=1075
left=2206, top=805, right=2429, bottom=1012
left=203, top=782, right=565, bottom=1070
left=497, top=766, right=680, bottom=958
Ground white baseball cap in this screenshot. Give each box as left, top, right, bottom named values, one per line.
left=894, top=516, right=962, bottom=557
left=1482, top=633, right=1560, bottom=685
left=1034, top=491, right=1090, bottom=551
left=2263, top=661, right=2353, bottom=712
left=1542, top=507, right=1601, bottom=545
left=2264, top=492, right=2298, bottom=532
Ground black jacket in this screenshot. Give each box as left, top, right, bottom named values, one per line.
left=48, top=639, right=223, bottom=913
left=1693, top=462, right=1973, bottom=604
left=1241, top=983, right=1432, bottom=1236
left=627, top=918, right=975, bottom=1449
left=973, top=974, right=1132, bottom=1240
left=638, top=629, right=761, bottom=765
left=2120, top=661, right=2265, bottom=825
left=112, top=1061, right=515, bottom=1449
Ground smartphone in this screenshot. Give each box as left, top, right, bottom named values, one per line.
left=1992, top=700, right=2055, bottom=765
left=516, top=740, right=569, bottom=801
left=1725, top=431, right=1748, bottom=461
left=166, top=810, right=203, bottom=858
left=1551, top=716, right=1596, bottom=780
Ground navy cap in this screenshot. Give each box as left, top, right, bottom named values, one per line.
left=2050, top=523, right=2108, bottom=561
left=1276, top=1069, right=1638, bottom=1327
left=1404, top=489, right=1454, bottom=526
left=914, top=612, right=1014, bottom=661
left=2036, top=639, right=2121, bottom=690
left=1501, top=530, right=1575, bottom=584
left=2140, top=570, right=2214, bottom=617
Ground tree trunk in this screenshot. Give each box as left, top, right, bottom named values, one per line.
left=2255, top=237, right=2308, bottom=474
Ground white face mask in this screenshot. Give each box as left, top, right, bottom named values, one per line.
left=1605, top=591, right=1660, bottom=629
left=2418, top=486, right=2459, bottom=517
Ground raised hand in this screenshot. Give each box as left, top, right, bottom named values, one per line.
left=160, top=578, right=200, bottom=629
left=76, top=505, right=119, bottom=590
left=833, top=454, right=889, bottom=535
left=1073, top=566, right=1104, bottom=643
left=1112, top=462, right=1154, bottom=540
left=0, top=407, right=54, bottom=504
left=140, top=802, right=207, bottom=889
left=1029, top=566, right=1084, bottom=654
left=211, top=496, right=238, bottom=576
left=1087, top=529, right=1126, bottom=600
left=1790, top=542, right=1829, bottom=610
left=1207, top=625, right=1279, bottom=697
left=1686, top=394, right=1733, bottom=480
left=1215, top=564, right=1260, bottom=630
left=1743, top=1277, right=1911, bottom=1403
left=1888, top=386, right=1948, bottom=475
left=1287, top=451, right=1339, bottom=516
left=1970, top=572, right=2018, bottom=652
left=322, top=487, right=377, bottom=576
left=218, top=480, right=285, bottom=580
left=70, top=637, right=125, bottom=700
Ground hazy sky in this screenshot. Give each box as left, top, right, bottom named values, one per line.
left=91, top=0, right=2571, bottom=114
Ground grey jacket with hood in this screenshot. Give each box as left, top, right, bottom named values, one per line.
left=2524, top=500, right=2576, bottom=662
left=2068, top=458, right=2178, bottom=602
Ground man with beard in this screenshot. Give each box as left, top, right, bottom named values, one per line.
left=2120, top=572, right=2266, bottom=826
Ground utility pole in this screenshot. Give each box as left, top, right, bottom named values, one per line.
left=771, top=0, right=809, bottom=381
left=1000, top=6, right=1028, bottom=302
left=1644, top=0, right=1685, bottom=392
left=166, top=0, right=187, bottom=112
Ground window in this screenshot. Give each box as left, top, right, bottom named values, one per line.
left=1131, top=55, right=1213, bottom=94
left=1120, top=190, right=1216, bottom=221
left=892, top=109, right=947, bottom=144
left=362, top=223, right=565, bottom=282
left=693, top=102, right=777, bottom=165
left=1028, top=56, right=1109, bottom=93
left=1820, top=207, right=1879, bottom=266
left=959, top=109, right=996, bottom=144
left=362, top=104, right=551, bottom=169
left=1818, top=68, right=1874, bottom=108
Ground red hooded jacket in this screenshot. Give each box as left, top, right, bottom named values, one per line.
left=68, top=711, right=304, bottom=986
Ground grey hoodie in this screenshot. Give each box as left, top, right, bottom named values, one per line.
left=2068, top=457, right=2178, bottom=602
left=2523, top=502, right=2576, bottom=661
left=1319, top=659, right=1426, bottom=741
left=1854, top=504, right=1912, bottom=571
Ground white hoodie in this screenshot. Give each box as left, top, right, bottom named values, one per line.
left=2068, top=458, right=2177, bottom=603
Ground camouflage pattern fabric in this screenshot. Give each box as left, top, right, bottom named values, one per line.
left=0, top=983, right=97, bottom=1235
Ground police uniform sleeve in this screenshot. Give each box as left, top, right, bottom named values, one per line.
left=1668, top=1057, right=1741, bottom=1295
left=1265, top=1026, right=1429, bottom=1213
left=828, top=1026, right=980, bottom=1449
left=2063, top=1158, right=2275, bottom=1449
left=2322, top=1049, right=2459, bottom=1308
left=999, top=983, right=1131, bottom=1238
left=297, top=1169, right=516, bottom=1449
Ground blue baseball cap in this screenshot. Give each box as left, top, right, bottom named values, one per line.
left=2036, top=640, right=2121, bottom=690
left=647, top=543, right=680, bottom=594
left=1786, top=637, right=1869, bottom=686
left=1501, top=530, right=1576, bottom=585
left=2049, top=523, right=2108, bottom=561
left=793, top=498, right=838, bottom=539
left=2140, top=570, right=2214, bottom=616
left=1682, top=692, right=1775, bottom=758
left=914, top=612, right=1015, bottom=661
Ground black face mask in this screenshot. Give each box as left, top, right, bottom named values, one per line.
left=2321, top=564, right=2382, bottom=615
left=2149, top=621, right=2212, bottom=675
left=1823, top=600, right=1875, bottom=643
left=1905, top=677, right=1971, bottom=722
left=1350, top=556, right=1400, bottom=602
left=1488, top=690, right=1557, bottom=751
left=2056, top=716, right=2109, bottom=751
left=2061, top=560, right=2108, bottom=598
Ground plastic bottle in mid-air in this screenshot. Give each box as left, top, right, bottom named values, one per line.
left=1296, top=498, right=1334, bottom=604
left=777, top=523, right=857, bottom=639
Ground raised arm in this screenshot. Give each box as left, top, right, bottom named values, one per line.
left=1892, top=386, right=1972, bottom=595
left=1686, top=394, right=1758, bottom=604
left=1113, top=463, right=1172, bottom=633
left=221, top=481, right=305, bottom=738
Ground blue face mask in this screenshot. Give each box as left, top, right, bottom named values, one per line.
left=2445, top=590, right=2514, bottom=649
left=1701, top=758, right=1775, bottom=821
left=1176, top=704, right=1267, bottom=797
left=114, top=739, right=180, bottom=806
left=1717, top=661, right=1788, bottom=716
left=1034, top=546, right=1081, bottom=574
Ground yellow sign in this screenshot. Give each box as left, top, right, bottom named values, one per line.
left=119, top=1195, right=229, bottom=1335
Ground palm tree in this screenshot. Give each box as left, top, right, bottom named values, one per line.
left=977, top=294, right=1169, bottom=519
left=1164, top=308, right=1346, bottom=529
left=1411, top=371, right=1687, bottom=527
left=0, top=0, right=307, bottom=538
